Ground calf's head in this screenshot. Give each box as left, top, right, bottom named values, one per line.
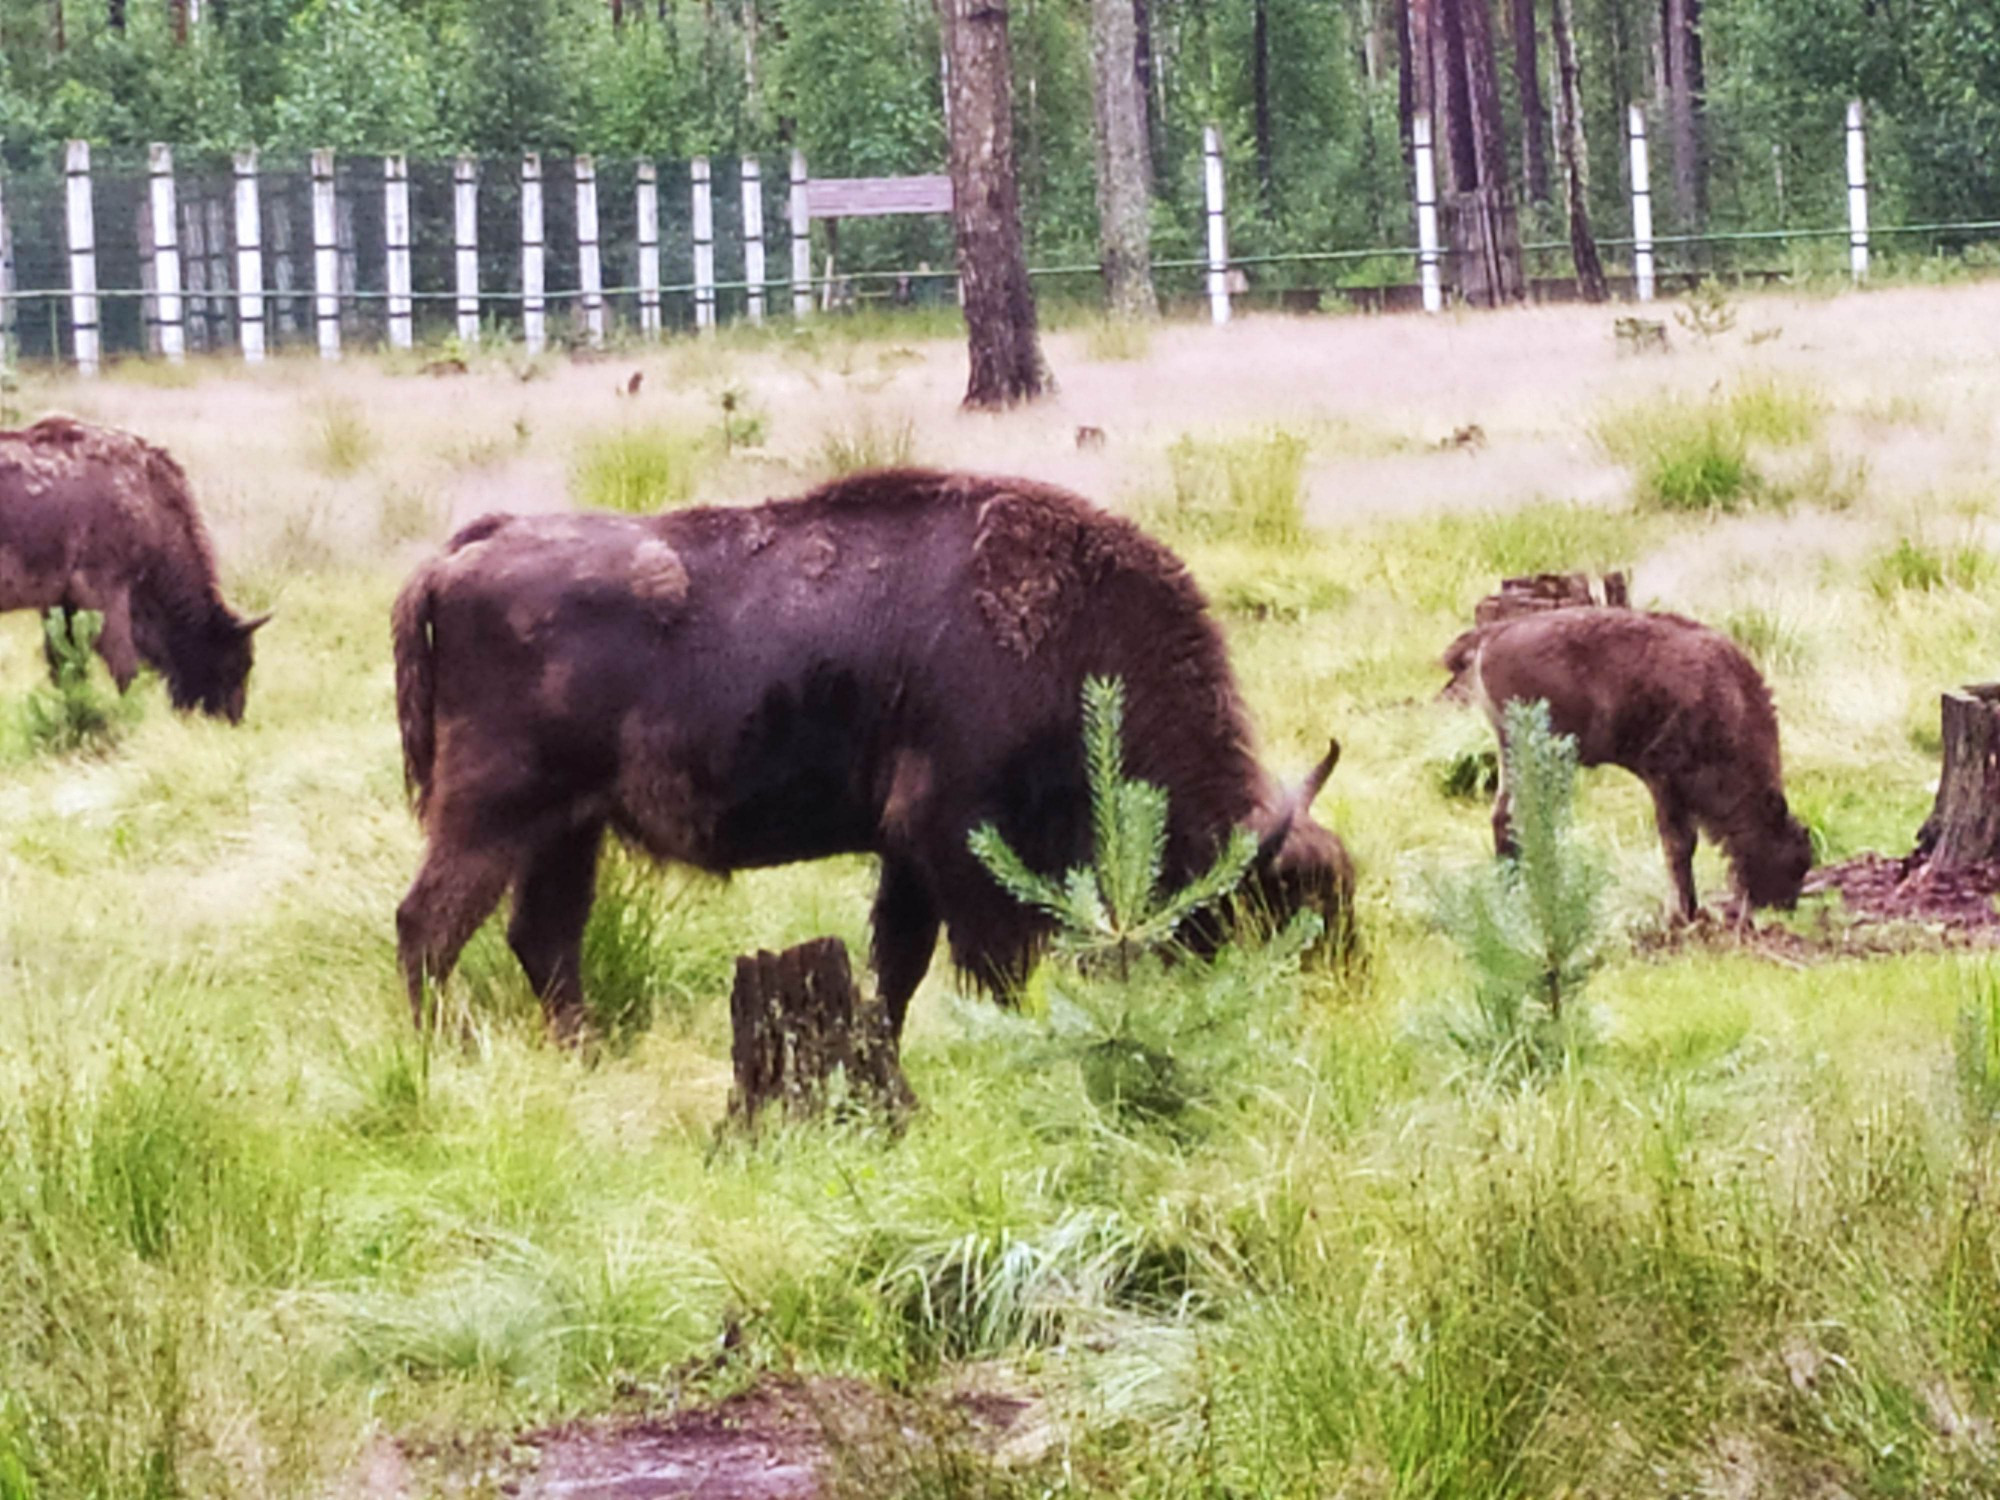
left=1242, top=740, right=1356, bottom=954
left=173, top=609, right=270, bottom=723
left=1730, top=788, right=1814, bottom=910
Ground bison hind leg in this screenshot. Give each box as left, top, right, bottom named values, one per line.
left=871, top=856, right=940, bottom=1040
left=507, top=822, right=606, bottom=1043
left=397, top=839, right=516, bottom=1030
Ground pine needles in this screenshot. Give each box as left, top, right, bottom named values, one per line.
left=16, top=609, right=142, bottom=758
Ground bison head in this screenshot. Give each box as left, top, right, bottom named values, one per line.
left=1733, top=789, right=1814, bottom=910
left=175, top=609, right=270, bottom=723
left=1240, top=739, right=1356, bottom=955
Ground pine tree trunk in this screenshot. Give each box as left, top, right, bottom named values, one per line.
left=726, top=938, right=914, bottom=1124
left=1252, top=0, right=1275, bottom=206
left=106, top=0, right=123, bottom=31
left=1510, top=0, right=1551, bottom=203
left=1133, top=0, right=1159, bottom=182
left=1663, top=0, right=1706, bottom=235
left=1396, top=0, right=1415, bottom=151
left=940, top=0, right=1051, bottom=409
left=1091, top=0, right=1158, bottom=318
left=1550, top=0, right=1607, bottom=301
left=1910, top=688, right=2000, bottom=872
left=1414, top=0, right=1525, bottom=305
left=169, top=0, right=187, bottom=42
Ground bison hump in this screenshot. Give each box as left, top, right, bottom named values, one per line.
left=971, top=489, right=1088, bottom=659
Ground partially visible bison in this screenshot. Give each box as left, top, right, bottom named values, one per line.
left=392, top=468, right=1353, bottom=1040
left=0, top=416, right=267, bottom=721
left=1442, top=607, right=1812, bottom=920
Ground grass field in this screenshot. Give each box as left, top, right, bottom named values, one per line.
left=6, top=282, right=2000, bottom=1497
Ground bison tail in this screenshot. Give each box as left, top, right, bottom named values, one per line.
left=391, top=562, right=440, bottom=816
left=1437, top=625, right=1490, bottom=703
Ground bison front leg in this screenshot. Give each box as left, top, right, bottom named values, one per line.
left=1648, top=782, right=1701, bottom=923
left=507, top=822, right=606, bottom=1043
left=397, top=838, right=515, bottom=1029
left=871, top=856, right=941, bottom=1040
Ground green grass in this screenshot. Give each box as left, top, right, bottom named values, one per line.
left=570, top=423, right=712, bottom=513
left=8, top=325, right=2000, bottom=1496
left=1594, top=376, right=1824, bottom=512
left=814, top=412, right=919, bottom=477
left=1159, top=427, right=1311, bottom=548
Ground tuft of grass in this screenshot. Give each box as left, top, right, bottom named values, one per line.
left=1080, top=316, right=1154, bottom=362
left=1723, top=605, right=1813, bottom=676
left=571, top=424, right=711, bottom=513
left=1867, top=535, right=1992, bottom=599
left=1162, top=428, right=1311, bottom=548
left=376, top=484, right=449, bottom=548
left=1594, top=377, right=1822, bottom=513
left=814, top=412, right=918, bottom=478
left=1956, top=966, right=2000, bottom=1138
left=306, top=397, right=377, bottom=476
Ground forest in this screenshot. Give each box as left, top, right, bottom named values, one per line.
left=3, top=0, right=1997, bottom=284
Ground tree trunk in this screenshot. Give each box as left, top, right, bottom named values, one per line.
left=1510, top=0, right=1551, bottom=203
left=1396, top=0, right=1415, bottom=151
left=726, top=938, right=913, bottom=1125
left=940, top=0, right=1051, bottom=409
left=1090, top=0, right=1158, bottom=318
left=1413, top=0, right=1525, bottom=305
left=51, top=0, right=64, bottom=49
left=1252, top=0, right=1275, bottom=206
left=1550, top=0, right=1607, bottom=301
left=107, top=0, right=123, bottom=31
left=1133, top=0, right=1159, bottom=188
left=1909, top=688, right=2000, bottom=872
left=169, top=0, right=187, bottom=42
left=1662, top=0, right=1706, bottom=234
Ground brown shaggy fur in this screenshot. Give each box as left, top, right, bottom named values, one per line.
left=1442, top=607, right=1813, bottom=919
left=0, top=415, right=266, bottom=720
left=393, top=468, right=1353, bottom=1040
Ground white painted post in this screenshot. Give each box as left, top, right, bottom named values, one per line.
left=65, top=142, right=100, bottom=377
left=385, top=154, right=413, bottom=350
left=521, top=153, right=546, bottom=356
left=453, top=156, right=479, bottom=344
left=790, top=148, right=812, bottom=319
left=692, top=156, right=716, bottom=331
left=1628, top=105, right=1656, bottom=303
left=741, top=156, right=766, bottom=325
left=1847, top=100, right=1870, bottom=284
left=1412, top=113, right=1443, bottom=314
left=311, top=148, right=341, bottom=359
left=1202, top=124, right=1230, bottom=325
left=575, top=155, right=605, bottom=347
left=234, top=150, right=265, bottom=363
left=636, top=161, right=662, bottom=338
left=147, top=144, right=186, bottom=363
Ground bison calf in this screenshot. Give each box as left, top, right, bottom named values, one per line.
left=393, top=469, right=1353, bottom=1041
left=1442, top=607, right=1812, bottom=921
left=0, top=416, right=267, bottom=721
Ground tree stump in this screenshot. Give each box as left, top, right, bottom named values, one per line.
left=1908, top=685, right=2000, bottom=872
left=1473, top=571, right=1630, bottom=627
left=726, top=937, right=913, bottom=1126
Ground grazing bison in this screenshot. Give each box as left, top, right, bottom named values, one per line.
left=1442, top=607, right=1812, bottom=920
left=0, top=415, right=267, bottom=721
left=393, top=468, right=1353, bottom=1040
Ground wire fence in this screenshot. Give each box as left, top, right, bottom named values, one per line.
left=3, top=100, right=1998, bottom=371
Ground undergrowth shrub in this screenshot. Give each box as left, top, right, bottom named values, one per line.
left=815, top=413, right=917, bottom=477
left=571, top=424, right=710, bottom=513
left=1161, top=429, right=1310, bottom=547
left=307, top=397, right=377, bottom=476
left=1432, top=699, right=1606, bottom=1080
left=16, top=609, right=141, bottom=758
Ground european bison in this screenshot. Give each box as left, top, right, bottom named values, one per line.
left=392, top=468, right=1353, bottom=1039
left=1442, top=607, right=1812, bottom=920
left=0, top=415, right=267, bottom=721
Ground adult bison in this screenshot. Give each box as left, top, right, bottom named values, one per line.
left=1442, top=606, right=1812, bottom=920
left=393, top=468, right=1352, bottom=1040
left=0, top=415, right=267, bottom=721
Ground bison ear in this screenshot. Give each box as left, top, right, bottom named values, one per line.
left=1298, top=738, right=1341, bottom=811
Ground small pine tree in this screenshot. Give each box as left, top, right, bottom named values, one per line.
left=1434, top=698, right=1606, bottom=1079
left=968, top=676, right=1257, bottom=977
left=18, top=609, right=139, bottom=758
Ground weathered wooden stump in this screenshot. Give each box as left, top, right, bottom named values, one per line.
left=1908, top=685, right=2000, bottom=873
left=726, top=937, right=913, bottom=1126
left=1473, top=570, right=1630, bottom=627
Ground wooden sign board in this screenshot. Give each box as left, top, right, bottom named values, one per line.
left=806, top=175, right=953, bottom=220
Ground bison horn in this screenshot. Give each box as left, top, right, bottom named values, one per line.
left=239, top=611, right=274, bottom=635
left=1297, top=738, right=1341, bottom=810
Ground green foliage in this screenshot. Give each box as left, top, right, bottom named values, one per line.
left=1161, top=429, right=1311, bottom=548
left=1673, top=278, right=1738, bottom=342
left=271, top=0, right=442, bottom=152
left=306, top=396, right=376, bottom=475
left=1593, top=379, right=1820, bottom=513
left=1956, top=966, right=2000, bottom=1136
left=570, top=424, right=710, bottom=513
left=1433, top=700, right=1606, bottom=1081
left=16, top=610, right=141, bottom=758
left=715, top=385, right=767, bottom=454
left=969, top=677, right=1258, bottom=976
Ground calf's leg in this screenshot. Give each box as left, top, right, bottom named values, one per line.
left=870, top=855, right=941, bottom=1041
left=397, top=837, right=515, bottom=1028
left=507, top=822, right=606, bottom=1043
left=1648, top=781, right=1701, bottom=923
